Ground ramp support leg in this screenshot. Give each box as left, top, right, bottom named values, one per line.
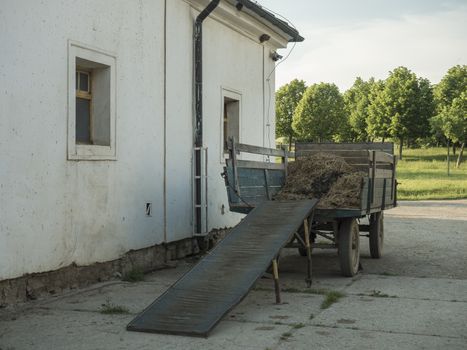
left=304, top=218, right=313, bottom=287
left=272, top=258, right=281, bottom=304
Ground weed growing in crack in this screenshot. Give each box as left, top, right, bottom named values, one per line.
left=321, top=291, right=345, bottom=309
left=99, top=299, right=129, bottom=314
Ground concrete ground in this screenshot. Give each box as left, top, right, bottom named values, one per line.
left=1, top=200, right=466, bottom=350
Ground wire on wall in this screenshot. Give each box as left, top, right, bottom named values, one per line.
left=259, top=2, right=298, bottom=150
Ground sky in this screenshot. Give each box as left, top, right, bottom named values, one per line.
left=257, top=0, right=467, bottom=91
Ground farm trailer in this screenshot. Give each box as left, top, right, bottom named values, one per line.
left=223, top=139, right=397, bottom=277
left=127, top=140, right=396, bottom=337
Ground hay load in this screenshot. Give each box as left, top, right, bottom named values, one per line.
left=274, top=153, right=365, bottom=208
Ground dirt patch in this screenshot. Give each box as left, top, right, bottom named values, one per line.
left=274, top=153, right=365, bottom=208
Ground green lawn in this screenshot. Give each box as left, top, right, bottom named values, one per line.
left=396, top=147, right=467, bottom=200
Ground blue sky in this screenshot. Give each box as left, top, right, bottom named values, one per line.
left=258, top=0, right=467, bottom=91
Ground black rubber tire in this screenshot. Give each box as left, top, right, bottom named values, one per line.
left=369, top=212, right=384, bottom=259
left=338, top=218, right=360, bottom=277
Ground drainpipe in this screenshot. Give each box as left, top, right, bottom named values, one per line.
left=194, top=0, right=220, bottom=236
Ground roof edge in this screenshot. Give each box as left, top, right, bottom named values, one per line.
left=238, top=0, right=304, bottom=42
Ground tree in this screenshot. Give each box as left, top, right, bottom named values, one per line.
left=413, top=77, right=435, bottom=143
left=432, top=65, right=467, bottom=166
left=434, top=65, right=467, bottom=109
left=367, top=67, right=421, bottom=159
left=292, top=83, right=345, bottom=142
left=344, top=77, right=374, bottom=142
left=275, top=79, right=307, bottom=149
left=366, top=79, right=389, bottom=141
left=431, top=91, right=467, bottom=167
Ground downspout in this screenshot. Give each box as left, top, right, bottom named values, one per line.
left=194, top=0, right=220, bottom=236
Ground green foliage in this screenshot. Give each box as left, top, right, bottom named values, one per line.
left=366, top=67, right=435, bottom=157
left=344, top=77, right=374, bottom=141
left=432, top=92, right=466, bottom=143
left=99, top=299, right=130, bottom=314
left=431, top=65, right=466, bottom=166
left=366, top=79, right=388, bottom=140
left=434, top=65, right=467, bottom=110
left=432, top=66, right=467, bottom=143
left=277, top=65, right=463, bottom=159
left=320, top=290, right=345, bottom=309
left=413, top=77, right=435, bottom=140
left=275, top=79, right=307, bottom=147
left=383, top=67, right=419, bottom=142
left=292, top=83, right=345, bottom=142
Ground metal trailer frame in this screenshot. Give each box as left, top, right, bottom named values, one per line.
left=223, top=138, right=398, bottom=277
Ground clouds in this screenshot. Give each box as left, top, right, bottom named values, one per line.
left=274, top=5, right=467, bottom=91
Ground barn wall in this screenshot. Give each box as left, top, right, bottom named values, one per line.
left=0, top=0, right=283, bottom=280
left=0, top=0, right=166, bottom=280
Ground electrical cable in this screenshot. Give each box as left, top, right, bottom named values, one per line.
left=257, top=2, right=299, bottom=150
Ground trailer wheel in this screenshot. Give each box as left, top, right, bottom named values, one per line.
left=338, top=218, right=360, bottom=277
left=369, top=212, right=384, bottom=259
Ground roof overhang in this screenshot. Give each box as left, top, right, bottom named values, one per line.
left=228, top=0, right=304, bottom=43
left=186, top=0, right=304, bottom=48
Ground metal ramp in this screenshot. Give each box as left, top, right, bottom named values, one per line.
left=127, top=199, right=318, bottom=337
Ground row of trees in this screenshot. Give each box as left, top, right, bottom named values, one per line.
left=276, top=65, right=466, bottom=165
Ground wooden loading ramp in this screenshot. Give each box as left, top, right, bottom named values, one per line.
left=127, top=199, right=318, bottom=337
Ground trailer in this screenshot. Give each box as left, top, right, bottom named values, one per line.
left=223, top=139, right=397, bottom=277
left=127, top=140, right=397, bottom=337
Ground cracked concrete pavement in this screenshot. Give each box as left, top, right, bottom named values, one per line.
left=1, top=200, right=466, bottom=349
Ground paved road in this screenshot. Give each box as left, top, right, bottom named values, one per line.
left=1, top=200, right=466, bottom=349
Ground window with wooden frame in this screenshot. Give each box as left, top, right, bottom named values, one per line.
left=68, top=41, right=116, bottom=160
left=75, top=70, right=92, bottom=144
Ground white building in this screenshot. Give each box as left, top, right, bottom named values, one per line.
left=0, top=0, right=302, bottom=299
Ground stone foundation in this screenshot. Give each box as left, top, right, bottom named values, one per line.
left=0, top=237, right=202, bottom=307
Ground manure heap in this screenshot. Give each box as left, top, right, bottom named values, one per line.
left=274, top=153, right=365, bottom=208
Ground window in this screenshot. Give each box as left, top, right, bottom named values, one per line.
left=221, top=89, right=241, bottom=159
left=68, top=41, right=116, bottom=160
left=75, top=70, right=92, bottom=144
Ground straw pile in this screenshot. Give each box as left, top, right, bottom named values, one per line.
left=274, top=153, right=365, bottom=208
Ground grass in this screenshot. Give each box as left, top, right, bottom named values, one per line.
left=122, top=268, right=145, bottom=282
left=320, top=291, right=345, bottom=309
left=280, top=332, right=293, bottom=341
left=396, top=147, right=467, bottom=200
left=99, top=299, right=130, bottom=314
